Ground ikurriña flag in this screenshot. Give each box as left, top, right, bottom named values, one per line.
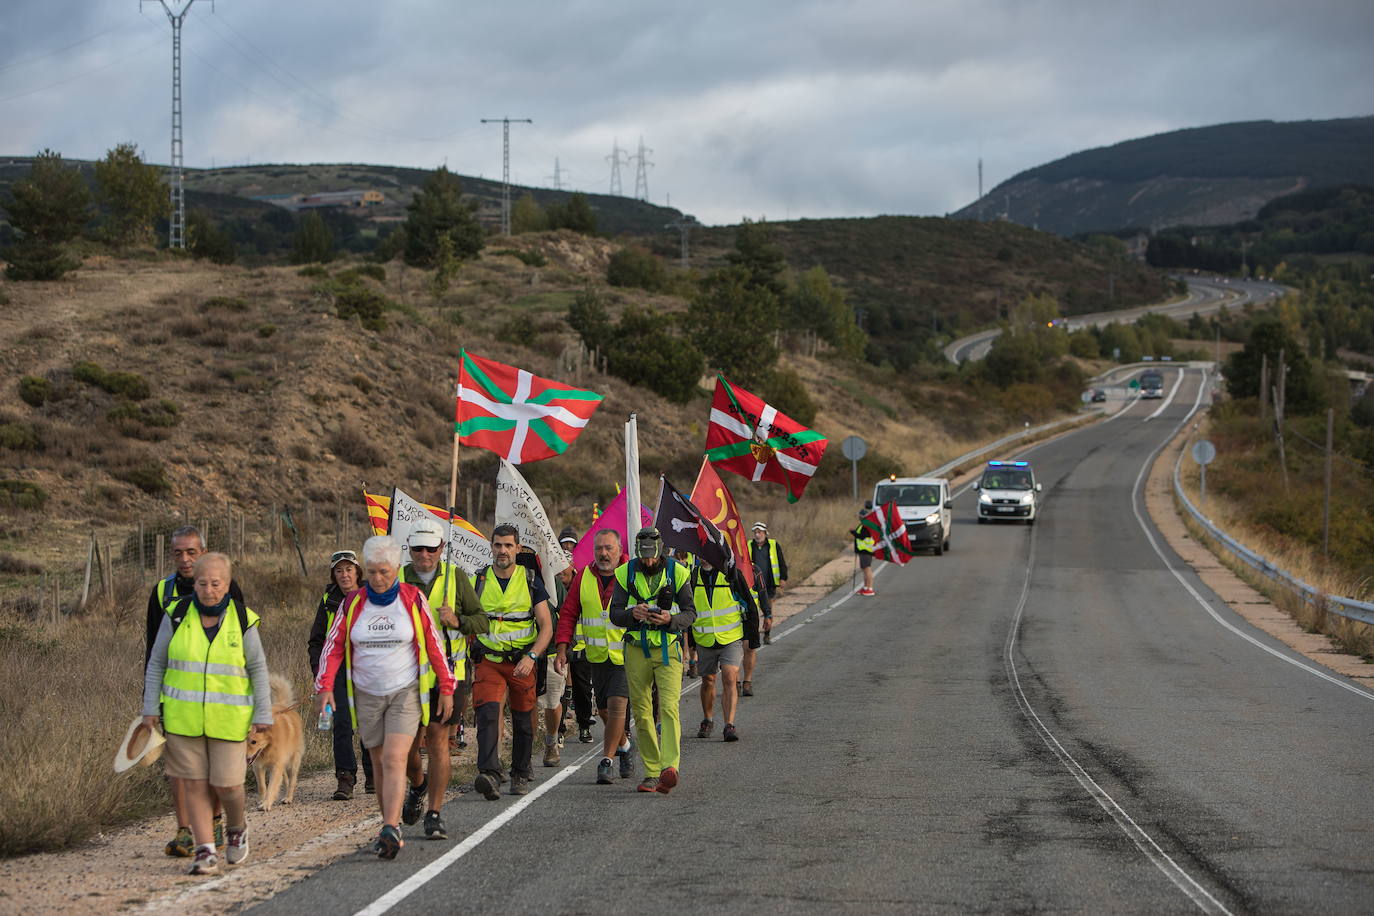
left=860, top=501, right=915, bottom=566
left=456, top=350, right=603, bottom=464
left=704, top=374, right=828, bottom=503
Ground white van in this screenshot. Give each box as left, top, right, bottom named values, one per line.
left=871, top=476, right=953, bottom=555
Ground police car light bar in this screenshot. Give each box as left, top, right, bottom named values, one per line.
left=987, top=460, right=1029, bottom=467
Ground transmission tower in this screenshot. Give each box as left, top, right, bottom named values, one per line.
left=142, top=0, right=209, bottom=249
left=480, top=117, right=532, bottom=236
left=631, top=136, right=654, bottom=202
left=666, top=214, right=698, bottom=269
left=606, top=140, right=627, bottom=196
left=548, top=157, right=566, bottom=191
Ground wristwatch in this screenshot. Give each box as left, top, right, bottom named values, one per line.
left=527, top=651, right=539, bottom=660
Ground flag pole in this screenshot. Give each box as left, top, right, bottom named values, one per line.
left=449, top=350, right=463, bottom=534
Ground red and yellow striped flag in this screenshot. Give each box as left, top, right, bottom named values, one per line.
left=362, top=492, right=485, bottom=539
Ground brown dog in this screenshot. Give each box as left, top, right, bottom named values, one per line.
left=246, top=673, right=304, bottom=812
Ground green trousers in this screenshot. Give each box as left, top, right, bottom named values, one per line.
left=624, top=639, right=683, bottom=778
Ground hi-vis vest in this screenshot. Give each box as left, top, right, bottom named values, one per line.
left=760, top=539, right=782, bottom=583
left=854, top=528, right=876, bottom=554
left=161, top=599, right=261, bottom=741
left=474, top=568, right=537, bottom=654
left=340, top=587, right=437, bottom=729
left=691, top=569, right=744, bottom=648
left=616, top=559, right=691, bottom=661
left=156, top=575, right=193, bottom=613
left=402, top=562, right=468, bottom=680
left=577, top=569, right=624, bottom=665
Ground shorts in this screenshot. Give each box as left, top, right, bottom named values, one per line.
left=589, top=660, right=629, bottom=704
left=538, top=660, right=567, bottom=709
left=354, top=686, right=423, bottom=749
left=426, top=683, right=466, bottom=728
left=858, top=553, right=873, bottom=569
left=163, top=732, right=248, bottom=786
left=694, top=640, right=744, bottom=677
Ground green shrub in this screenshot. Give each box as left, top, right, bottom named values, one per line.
left=345, top=263, right=386, bottom=283
left=0, top=420, right=40, bottom=451
left=0, top=289, right=10, bottom=306
left=200, top=296, right=249, bottom=312
left=298, top=264, right=329, bottom=278
left=349, top=374, right=373, bottom=393
left=102, top=371, right=151, bottom=400
left=112, top=460, right=170, bottom=495
left=334, top=286, right=389, bottom=331
left=759, top=366, right=818, bottom=426
left=496, top=312, right=537, bottom=345
left=0, top=480, right=48, bottom=509
left=106, top=400, right=179, bottom=429
left=71, top=361, right=107, bottom=387
left=607, top=245, right=667, bottom=292
left=257, top=323, right=277, bottom=338
left=515, top=249, right=547, bottom=268
left=328, top=427, right=384, bottom=468
left=18, top=376, right=50, bottom=407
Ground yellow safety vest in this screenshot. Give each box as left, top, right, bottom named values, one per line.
left=762, top=539, right=782, bottom=582
left=401, top=562, right=468, bottom=681
left=616, top=559, right=691, bottom=651
left=161, top=599, right=261, bottom=741
left=691, top=570, right=744, bottom=648
left=577, top=569, right=625, bottom=665
left=339, top=587, right=437, bottom=729
left=156, top=575, right=193, bottom=613
left=854, top=530, right=876, bottom=553
left=475, top=568, right=537, bottom=654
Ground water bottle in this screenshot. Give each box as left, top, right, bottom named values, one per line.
left=317, top=703, right=333, bottom=731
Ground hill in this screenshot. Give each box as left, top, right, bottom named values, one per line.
left=951, top=116, right=1374, bottom=236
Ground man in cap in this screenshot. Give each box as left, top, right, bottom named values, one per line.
left=690, top=554, right=748, bottom=742
left=398, top=517, right=486, bottom=840
left=558, top=526, right=598, bottom=744
left=608, top=527, right=695, bottom=794
left=852, top=502, right=877, bottom=596
left=743, top=522, right=788, bottom=695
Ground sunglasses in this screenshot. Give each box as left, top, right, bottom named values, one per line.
left=329, top=551, right=358, bottom=565
left=409, top=544, right=440, bottom=553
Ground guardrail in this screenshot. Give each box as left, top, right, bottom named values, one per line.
left=925, top=411, right=1095, bottom=479
left=1171, top=439, right=1374, bottom=628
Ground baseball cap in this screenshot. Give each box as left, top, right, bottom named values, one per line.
left=329, top=549, right=359, bottom=570
left=558, top=526, right=579, bottom=546
left=408, top=518, right=444, bottom=549
left=634, top=526, right=663, bottom=560
left=751, top=522, right=768, bottom=532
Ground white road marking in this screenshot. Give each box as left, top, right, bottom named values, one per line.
left=1143, top=368, right=1183, bottom=421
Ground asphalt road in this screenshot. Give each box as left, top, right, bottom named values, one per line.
left=250, top=368, right=1374, bottom=914
left=945, top=277, right=1286, bottom=364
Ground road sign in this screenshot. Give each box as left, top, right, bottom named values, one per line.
left=1081, top=391, right=1092, bottom=403
left=842, top=435, right=867, bottom=500
left=1129, top=379, right=1140, bottom=390
left=1192, top=440, right=1216, bottom=465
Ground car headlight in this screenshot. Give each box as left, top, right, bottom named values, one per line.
left=924, top=512, right=941, bottom=525
left=979, top=492, right=992, bottom=503
left=1020, top=493, right=1035, bottom=504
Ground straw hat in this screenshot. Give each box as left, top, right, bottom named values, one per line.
left=114, top=716, right=165, bottom=773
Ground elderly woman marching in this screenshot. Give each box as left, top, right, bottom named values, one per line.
left=307, top=549, right=375, bottom=800
left=142, top=552, right=273, bottom=876
left=313, top=535, right=455, bottom=860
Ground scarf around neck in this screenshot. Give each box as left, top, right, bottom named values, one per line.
left=194, top=593, right=232, bottom=619
left=366, top=579, right=401, bottom=606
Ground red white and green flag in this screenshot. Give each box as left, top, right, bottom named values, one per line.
left=704, top=375, right=829, bottom=503
left=859, top=501, right=915, bottom=566
left=456, top=350, right=603, bottom=464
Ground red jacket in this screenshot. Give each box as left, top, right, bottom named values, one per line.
left=314, top=583, right=456, bottom=696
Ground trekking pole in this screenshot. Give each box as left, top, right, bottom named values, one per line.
left=851, top=554, right=857, bottom=592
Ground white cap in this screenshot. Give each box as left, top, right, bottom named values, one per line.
left=751, top=522, right=768, bottom=532
left=408, top=518, right=445, bottom=549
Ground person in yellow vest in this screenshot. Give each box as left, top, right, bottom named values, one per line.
left=558, top=526, right=597, bottom=746
left=743, top=523, right=787, bottom=695
left=396, top=518, right=486, bottom=841
left=307, top=549, right=374, bottom=800
left=470, top=524, right=554, bottom=800
left=142, top=552, right=272, bottom=877
left=608, top=527, right=696, bottom=794
left=555, top=528, right=635, bottom=785
left=853, top=503, right=877, bottom=596
left=672, top=547, right=701, bottom=679
left=314, top=535, right=455, bottom=860
left=691, top=556, right=747, bottom=742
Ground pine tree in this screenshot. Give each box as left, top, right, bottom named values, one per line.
left=93, top=143, right=168, bottom=249
left=511, top=193, right=547, bottom=233
left=291, top=211, right=336, bottom=264
left=4, top=150, right=92, bottom=281
left=688, top=265, right=780, bottom=386
left=403, top=167, right=483, bottom=268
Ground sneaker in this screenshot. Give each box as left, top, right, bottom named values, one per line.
left=402, top=784, right=425, bottom=825
left=456, top=722, right=468, bottom=750
left=636, top=777, right=660, bottom=793
left=596, top=758, right=615, bottom=785
left=509, top=775, right=531, bottom=796
left=165, top=826, right=193, bottom=858
left=617, top=747, right=634, bottom=779
left=858, top=587, right=876, bottom=597
left=543, top=743, right=561, bottom=767
left=763, top=630, right=772, bottom=645
left=474, top=772, right=501, bottom=801
left=578, top=725, right=593, bottom=743
left=423, top=810, right=447, bottom=840
left=656, top=767, right=678, bottom=795
left=741, top=681, right=754, bottom=697
left=189, top=845, right=220, bottom=876
left=377, top=824, right=402, bottom=860
left=224, top=826, right=248, bottom=865
left=556, top=732, right=565, bottom=749
left=213, top=813, right=224, bottom=848
left=686, top=661, right=698, bottom=678
left=723, top=723, right=739, bottom=742
left=696, top=718, right=714, bottom=739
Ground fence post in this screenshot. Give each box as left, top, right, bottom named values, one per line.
left=156, top=534, right=164, bottom=579
left=138, top=521, right=145, bottom=572
left=80, top=534, right=95, bottom=611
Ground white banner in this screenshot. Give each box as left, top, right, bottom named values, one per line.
left=625, top=414, right=641, bottom=547
left=389, top=487, right=492, bottom=576
left=495, top=459, right=568, bottom=599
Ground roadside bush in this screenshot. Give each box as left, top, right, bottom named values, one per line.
left=0, top=420, right=41, bottom=451
left=69, top=362, right=151, bottom=400
left=18, top=376, right=50, bottom=407
left=0, top=480, right=48, bottom=509
left=607, top=245, right=667, bottom=292
left=334, top=286, right=389, bottom=332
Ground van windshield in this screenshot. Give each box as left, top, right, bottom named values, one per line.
left=875, top=483, right=941, bottom=506
left=981, top=470, right=1033, bottom=490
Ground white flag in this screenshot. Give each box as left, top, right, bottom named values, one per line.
left=389, top=487, right=492, bottom=576
left=495, top=459, right=569, bottom=599
left=625, top=413, right=641, bottom=540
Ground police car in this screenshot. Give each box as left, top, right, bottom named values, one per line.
left=973, top=460, right=1041, bottom=525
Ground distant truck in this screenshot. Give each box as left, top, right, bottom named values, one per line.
left=871, top=476, right=952, bottom=555
left=1139, top=370, right=1165, bottom=399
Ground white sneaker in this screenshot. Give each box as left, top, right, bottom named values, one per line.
left=225, top=826, right=249, bottom=865
left=189, top=845, right=220, bottom=875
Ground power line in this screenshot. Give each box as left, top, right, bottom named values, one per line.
left=480, top=117, right=532, bottom=236
left=0, top=21, right=140, bottom=74
left=0, top=35, right=165, bottom=105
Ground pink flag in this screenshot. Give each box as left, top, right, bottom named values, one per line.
left=570, top=488, right=653, bottom=571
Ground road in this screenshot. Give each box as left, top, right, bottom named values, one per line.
left=945, top=277, right=1287, bottom=364
left=250, top=368, right=1374, bottom=914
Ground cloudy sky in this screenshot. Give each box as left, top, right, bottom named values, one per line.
left=3, top=1, right=1370, bottom=225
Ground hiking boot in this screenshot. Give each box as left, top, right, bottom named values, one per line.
left=578, top=725, right=593, bottom=743
left=509, top=775, right=531, bottom=796
left=741, top=681, right=754, bottom=697
left=213, top=813, right=224, bottom=848
left=763, top=629, right=772, bottom=645
left=723, top=723, right=739, bottom=742
left=377, top=824, right=402, bottom=860
left=656, top=767, right=679, bottom=795
left=686, top=661, right=698, bottom=678
left=225, top=825, right=249, bottom=865
left=474, top=772, right=501, bottom=801
left=423, top=810, right=447, bottom=840
left=556, top=732, right=565, bottom=749
left=165, top=826, right=193, bottom=858
left=364, top=777, right=376, bottom=795
left=543, top=742, right=561, bottom=766
left=332, top=771, right=356, bottom=801
left=636, top=777, right=660, bottom=793
left=617, top=747, right=634, bottom=779
left=696, top=718, right=714, bottom=738
left=402, top=784, right=426, bottom=825
left=189, top=845, right=220, bottom=876
left=596, top=758, right=615, bottom=785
